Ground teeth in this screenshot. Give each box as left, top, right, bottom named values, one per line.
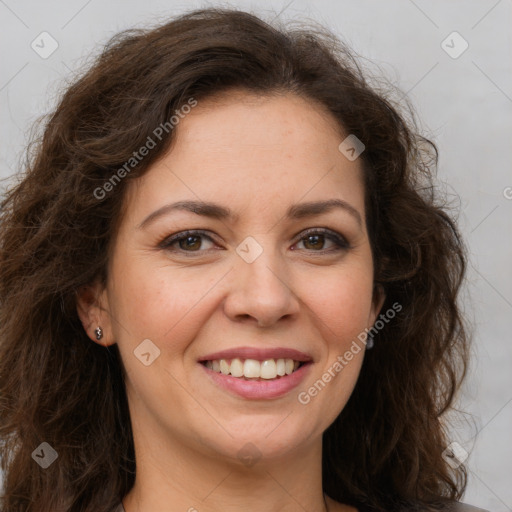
left=220, top=359, right=230, bottom=375
left=260, top=359, right=276, bottom=379
left=204, top=358, right=302, bottom=380
left=230, top=358, right=244, bottom=377
left=243, top=359, right=261, bottom=378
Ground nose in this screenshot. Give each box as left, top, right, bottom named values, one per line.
left=223, top=241, right=300, bottom=328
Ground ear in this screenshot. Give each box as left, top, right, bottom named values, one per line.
left=369, top=283, right=386, bottom=326
left=76, top=278, right=115, bottom=347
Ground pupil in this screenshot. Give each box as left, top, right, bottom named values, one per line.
left=305, top=235, right=323, bottom=250
left=181, top=236, right=200, bottom=250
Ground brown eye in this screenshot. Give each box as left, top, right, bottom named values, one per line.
left=301, top=234, right=327, bottom=250
left=160, top=230, right=217, bottom=254
left=294, top=229, right=349, bottom=252
left=178, top=235, right=203, bottom=251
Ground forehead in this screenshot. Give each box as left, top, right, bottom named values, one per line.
left=179, top=89, right=345, bottom=151
left=124, top=91, right=366, bottom=227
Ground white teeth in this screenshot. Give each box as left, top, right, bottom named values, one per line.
left=260, top=359, right=277, bottom=379
left=230, top=358, right=244, bottom=377
left=220, top=359, right=230, bottom=375
left=276, top=358, right=286, bottom=376
left=243, top=359, right=261, bottom=378
left=204, top=357, right=303, bottom=379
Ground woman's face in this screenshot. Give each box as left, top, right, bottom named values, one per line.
left=86, top=91, right=384, bottom=464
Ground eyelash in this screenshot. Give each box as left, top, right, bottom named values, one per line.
left=158, top=228, right=350, bottom=256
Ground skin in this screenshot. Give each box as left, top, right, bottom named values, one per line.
left=77, top=90, right=385, bottom=512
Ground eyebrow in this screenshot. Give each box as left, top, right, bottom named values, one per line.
left=138, top=198, right=363, bottom=229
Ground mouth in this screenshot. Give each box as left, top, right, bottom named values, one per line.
left=200, top=357, right=307, bottom=380
left=198, top=347, right=313, bottom=400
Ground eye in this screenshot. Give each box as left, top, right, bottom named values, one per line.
left=159, top=228, right=350, bottom=257
left=159, top=230, right=217, bottom=255
left=293, top=228, right=349, bottom=253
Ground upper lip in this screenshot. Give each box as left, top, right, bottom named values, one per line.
left=198, top=346, right=313, bottom=363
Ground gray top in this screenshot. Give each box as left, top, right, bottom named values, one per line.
left=114, top=501, right=490, bottom=511
left=445, top=504, right=490, bottom=512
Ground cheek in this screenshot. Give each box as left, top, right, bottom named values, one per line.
left=109, top=256, right=223, bottom=357
left=108, top=258, right=175, bottom=342
left=300, top=265, right=374, bottom=344
left=294, top=269, right=372, bottom=428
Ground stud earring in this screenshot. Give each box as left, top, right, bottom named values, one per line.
left=366, top=332, right=374, bottom=350
left=94, top=326, right=103, bottom=341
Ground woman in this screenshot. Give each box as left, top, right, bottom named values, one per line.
left=0, top=7, right=488, bottom=512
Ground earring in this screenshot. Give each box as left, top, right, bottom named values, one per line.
left=94, top=326, right=103, bottom=341
left=366, top=332, right=374, bottom=350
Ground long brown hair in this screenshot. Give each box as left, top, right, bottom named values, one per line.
left=0, top=8, right=469, bottom=512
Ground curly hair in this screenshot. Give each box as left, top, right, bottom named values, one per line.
left=0, top=7, right=469, bottom=512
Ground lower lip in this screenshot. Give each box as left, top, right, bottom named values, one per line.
left=200, top=362, right=312, bottom=400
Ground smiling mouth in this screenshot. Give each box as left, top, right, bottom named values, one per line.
left=200, top=358, right=306, bottom=380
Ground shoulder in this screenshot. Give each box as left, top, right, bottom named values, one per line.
left=117, top=497, right=489, bottom=512
left=324, top=496, right=490, bottom=512
left=442, top=503, right=490, bottom=512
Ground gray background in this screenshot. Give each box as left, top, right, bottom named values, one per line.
left=1, top=1, right=511, bottom=510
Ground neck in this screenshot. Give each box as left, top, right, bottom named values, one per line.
left=122, top=428, right=329, bottom=512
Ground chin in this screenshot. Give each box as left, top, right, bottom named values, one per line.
left=196, top=419, right=317, bottom=464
